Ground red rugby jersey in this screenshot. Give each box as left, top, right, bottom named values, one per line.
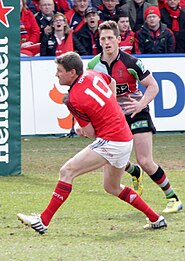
left=65, top=70, right=133, bottom=142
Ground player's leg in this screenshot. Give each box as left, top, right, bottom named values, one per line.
left=125, top=161, right=144, bottom=195
left=17, top=146, right=108, bottom=234
left=103, top=164, right=167, bottom=229
left=134, top=132, right=182, bottom=213
left=134, top=131, right=156, bottom=173
left=124, top=112, right=150, bottom=196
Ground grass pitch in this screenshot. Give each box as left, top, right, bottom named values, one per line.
left=0, top=133, right=185, bottom=261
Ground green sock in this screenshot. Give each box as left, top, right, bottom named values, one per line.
left=125, top=163, right=140, bottom=179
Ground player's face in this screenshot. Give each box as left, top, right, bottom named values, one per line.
left=100, top=29, right=120, bottom=55
left=56, top=64, right=73, bottom=86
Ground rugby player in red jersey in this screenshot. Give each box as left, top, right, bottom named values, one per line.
left=17, top=52, right=167, bottom=234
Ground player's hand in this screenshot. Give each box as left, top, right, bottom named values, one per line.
left=75, top=126, right=84, bottom=136
left=74, top=124, right=87, bottom=137
left=124, top=96, right=143, bottom=118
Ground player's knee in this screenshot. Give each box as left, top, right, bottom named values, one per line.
left=137, top=157, right=152, bottom=172
left=59, top=164, right=75, bottom=181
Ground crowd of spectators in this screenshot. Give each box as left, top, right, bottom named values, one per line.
left=20, top=0, right=185, bottom=56
left=134, top=6, right=176, bottom=53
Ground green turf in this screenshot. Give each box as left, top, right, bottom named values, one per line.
left=0, top=134, right=185, bottom=261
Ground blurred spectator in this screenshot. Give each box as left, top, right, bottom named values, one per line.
left=98, top=0, right=123, bottom=21
left=35, top=0, right=58, bottom=41
left=31, top=0, right=43, bottom=13
left=120, top=0, right=154, bottom=32
left=157, top=0, right=185, bottom=11
left=92, top=0, right=102, bottom=5
left=180, top=0, right=185, bottom=9
left=40, top=13, right=74, bottom=56
left=160, top=0, right=185, bottom=51
left=29, top=0, right=70, bottom=13
left=92, top=0, right=126, bottom=7
left=176, top=28, right=185, bottom=52
left=54, top=0, right=71, bottom=13
left=20, top=0, right=40, bottom=56
left=26, top=0, right=37, bottom=13
left=65, top=0, right=90, bottom=32
left=158, top=0, right=165, bottom=10
left=67, top=0, right=75, bottom=8
left=146, top=0, right=158, bottom=4
left=73, top=7, right=102, bottom=54
left=134, top=6, right=176, bottom=53
left=115, top=11, right=135, bottom=53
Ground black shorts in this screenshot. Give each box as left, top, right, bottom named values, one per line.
left=125, top=106, right=156, bottom=134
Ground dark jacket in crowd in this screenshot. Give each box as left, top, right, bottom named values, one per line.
left=98, top=3, right=124, bottom=22
left=40, top=32, right=83, bottom=56
left=26, top=0, right=37, bottom=14
left=40, top=33, right=62, bottom=56
left=120, top=0, right=151, bottom=32
left=160, top=6, right=185, bottom=33
left=160, top=6, right=185, bottom=51
left=73, top=23, right=102, bottom=55
left=176, top=29, right=185, bottom=53
left=134, top=22, right=175, bottom=54
left=35, top=10, right=58, bottom=41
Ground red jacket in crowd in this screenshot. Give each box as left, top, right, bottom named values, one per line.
left=20, top=8, right=40, bottom=44
left=119, top=30, right=135, bottom=54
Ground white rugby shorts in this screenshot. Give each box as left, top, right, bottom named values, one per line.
left=89, top=138, right=133, bottom=168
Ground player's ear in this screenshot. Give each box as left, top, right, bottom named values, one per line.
left=70, top=68, right=77, bottom=77
left=117, top=35, right=121, bottom=44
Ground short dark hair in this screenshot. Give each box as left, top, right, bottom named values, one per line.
left=98, top=20, right=120, bottom=37
left=55, top=52, right=83, bottom=75
left=114, top=11, right=130, bottom=23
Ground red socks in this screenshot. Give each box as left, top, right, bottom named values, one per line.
left=41, top=180, right=72, bottom=226
left=41, top=183, right=159, bottom=226
left=119, top=186, right=159, bottom=222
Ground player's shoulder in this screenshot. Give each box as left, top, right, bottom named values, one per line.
left=87, top=54, right=101, bottom=69
left=119, top=50, right=137, bottom=62
left=86, top=69, right=97, bottom=76
left=120, top=52, right=149, bottom=75
left=118, top=50, right=139, bottom=68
